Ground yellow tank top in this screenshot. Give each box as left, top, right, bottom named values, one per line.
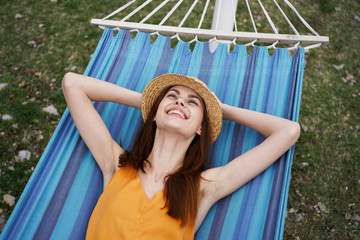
left=86, top=167, right=195, bottom=240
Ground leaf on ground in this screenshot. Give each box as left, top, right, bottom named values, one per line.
left=15, top=150, right=31, bottom=162
left=42, top=104, right=59, bottom=115
left=0, top=83, right=8, bottom=90
left=2, top=114, right=13, bottom=121
left=3, top=194, right=15, bottom=207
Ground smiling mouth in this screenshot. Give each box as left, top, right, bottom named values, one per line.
left=167, top=109, right=186, bottom=119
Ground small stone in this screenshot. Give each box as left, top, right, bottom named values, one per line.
left=353, top=214, right=360, bottom=222
left=335, top=7, right=341, bottom=12
left=316, top=202, right=326, bottom=212
left=51, top=78, right=56, bottom=83
left=42, top=104, right=59, bottom=115
left=84, top=35, right=88, bottom=39
left=2, top=114, right=13, bottom=120
left=295, top=213, right=303, bottom=222
left=346, top=73, right=354, bottom=81
left=301, top=124, right=308, bottom=132
left=13, top=66, right=19, bottom=71
left=50, top=0, right=58, bottom=2
left=38, top=23, right=44, bottom=28
left=27, top=40, right=37, bottom=47
left=70, top=66, right=77, bottom=71
left=354, top=16, right=360, bottom=23
left=3, top=194, right=15, bottom=207
left=34, top=72, right=41, bottom=77
left=345, top=212, right=352, bottom=220
left=15, top=13, right=23, bottom=19
left=289, top=208, right=297, bottom=214
left=300, top=162, right=309, bottom=168
left=64, top=67, right=69, bottom=71
left=22, top=101, right=27, bottom=105
left=12, top=123, right=18, bottom=128
left=16, top=150, right=31, bottom=161
left=0, top=83, right=8, bottom=90
left=333, top=64, right=344, bottom=70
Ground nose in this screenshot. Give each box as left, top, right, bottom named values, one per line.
left=176, top=98, right=185, bottom=107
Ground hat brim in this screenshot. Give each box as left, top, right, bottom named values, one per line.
left=141, top=73, right=222, bottom=144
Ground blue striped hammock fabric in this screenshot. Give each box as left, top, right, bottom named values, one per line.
left=1, top=28, right=305, bottom=240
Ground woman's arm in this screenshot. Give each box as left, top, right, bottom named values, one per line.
left=196, top=102, right=300, bottom=229
left=62, top=72, right=141, bottom=185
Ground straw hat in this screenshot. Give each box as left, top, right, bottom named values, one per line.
left=141, top=73, right=222, bottom=144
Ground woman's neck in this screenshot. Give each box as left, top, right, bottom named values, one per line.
left=146, top=129, right=194, bottom=182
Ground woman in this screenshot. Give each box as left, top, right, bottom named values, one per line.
left=62, top=72, right=300, bottom=239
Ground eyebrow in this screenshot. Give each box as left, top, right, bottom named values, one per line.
left=168, top=88, right=202, bottom=103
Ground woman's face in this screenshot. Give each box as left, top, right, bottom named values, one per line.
left=154, top=85, right=205, bottom=140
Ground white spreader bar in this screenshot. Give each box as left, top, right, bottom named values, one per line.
left=91, top=19, right=329, bottom=46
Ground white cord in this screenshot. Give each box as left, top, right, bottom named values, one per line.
left=273, top=0, right=299, bottom=35
left=304, top=43, right=321, bottom=50
left=246, top=0, right=257, bottom=33
left=246, top=39, right=258, bottom=47
left=178, top=0, right=199, bottom=27
left=284, top=0, right=319, bottom=36
left=267, top=40, right=279, bottom=49
left=189, top=35, right=198, bottom=44
left=258, top=0, right=278, bottom=34
left=198, top=0, right=211, bottom=29
left=102, top=0, right=137, bottom=20
left=159, top=0, right=184, bottom=25
left=140, top=0, right=171, bottom=24
left=288, top=41, right=300, bottom=51
left=121, top=0, right=153, bottom=22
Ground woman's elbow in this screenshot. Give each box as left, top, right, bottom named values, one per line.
left=62, top=72, right=79, bottom=93
left=288, top=121, right=301, bottom=144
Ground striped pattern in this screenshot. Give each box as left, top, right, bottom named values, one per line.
left=1, top=28, right=305, bottom=240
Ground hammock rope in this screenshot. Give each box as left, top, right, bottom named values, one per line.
left=258, top=0, right=279, bottom=34
left=284, top=0, right=319, bottom=36
left=91, top=0, right=328, bottom=47
left=159, top=0, right=185, bottom=25
left=246, top=0, right=258, bottom=33
left=273, top=0, right=299, bottom=35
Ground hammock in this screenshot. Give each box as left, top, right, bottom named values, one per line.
left=1, top=27, right=304, bottom=239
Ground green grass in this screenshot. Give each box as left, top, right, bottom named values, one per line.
left=0, top=0, right=359, bottom=238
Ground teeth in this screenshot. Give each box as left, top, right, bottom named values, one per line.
left=168, top=109, right=185, bottom=119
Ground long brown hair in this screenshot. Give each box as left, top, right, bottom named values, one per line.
left=119, top=86, right=211, bottom=226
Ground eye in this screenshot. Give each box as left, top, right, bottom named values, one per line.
left=188, top=99, right=199, bottom=106
left=167, top=93, right=177, bottom=99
